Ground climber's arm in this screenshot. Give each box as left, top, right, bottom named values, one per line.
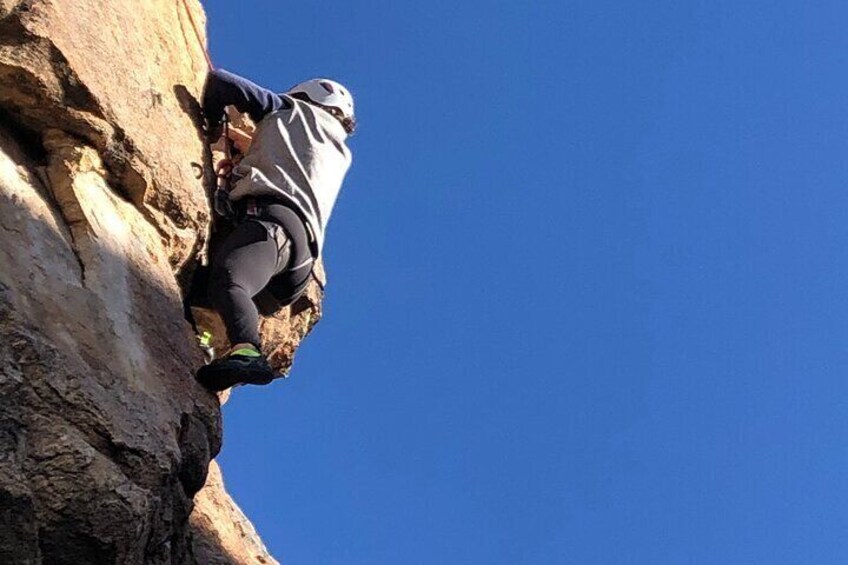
left=202, top=69, right=290, bottom=126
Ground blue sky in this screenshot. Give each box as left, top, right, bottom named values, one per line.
left=204, top=1, right=848, bottom=563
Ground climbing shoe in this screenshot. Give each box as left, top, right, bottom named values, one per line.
left=196, top=346, right=275, bottom=391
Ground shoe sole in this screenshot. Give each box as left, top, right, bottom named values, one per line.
left=197, top=364, right=275, bottom=392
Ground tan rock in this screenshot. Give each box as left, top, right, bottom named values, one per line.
left=0, top=121, right=218, bottom=565
left=0, top=1, right=324, bottom=563
left=189, top=461, right=279, bottom=565
left=0, top=0, right=212, bottom=268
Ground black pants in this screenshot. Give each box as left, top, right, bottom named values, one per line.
left=209, top=202, right=314, bottom=348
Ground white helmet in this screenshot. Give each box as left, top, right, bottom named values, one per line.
left=287, top=79, right=356, bottom=131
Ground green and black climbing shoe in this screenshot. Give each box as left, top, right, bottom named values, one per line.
left=196, top=345, right=274, bottom=391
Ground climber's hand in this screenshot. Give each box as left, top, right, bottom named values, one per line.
left=216, top=159, right=234, bottom=177
left=228, top=127, right=253, bottom=154
left=213, top=188, right=233, bottom=218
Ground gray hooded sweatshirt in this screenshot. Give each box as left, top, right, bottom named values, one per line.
left=203, top=69, right=352, bottom=257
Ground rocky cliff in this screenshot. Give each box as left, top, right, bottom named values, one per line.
left=0, top=1, right=321, bottom=563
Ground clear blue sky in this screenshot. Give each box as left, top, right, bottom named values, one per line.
left=204, top=1, right=848, bottom=563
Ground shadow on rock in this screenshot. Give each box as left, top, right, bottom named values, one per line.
left=0, top=122, right=228, bottom=564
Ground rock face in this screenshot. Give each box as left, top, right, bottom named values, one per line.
left=0, top=1, right=322, bottom=563
left=188, top=461, right=278, bottom=565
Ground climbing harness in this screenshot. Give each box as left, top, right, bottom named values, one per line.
left=212, top=114, right=242, bottom=220
left=177, top=0, right=325, bottom=364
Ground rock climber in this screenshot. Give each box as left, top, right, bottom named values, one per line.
left=196, top=69, right=356, bottom=391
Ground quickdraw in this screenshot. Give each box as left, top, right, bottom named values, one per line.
left=215, top=114, right=237, bottom=191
